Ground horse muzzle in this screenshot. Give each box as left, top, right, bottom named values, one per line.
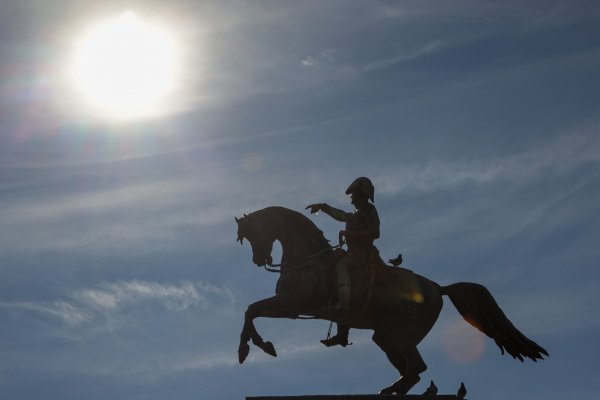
left=253, top=255, right=273, bottom=267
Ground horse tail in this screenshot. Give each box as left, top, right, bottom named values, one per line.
left=440, top=282, right=548, bottom=362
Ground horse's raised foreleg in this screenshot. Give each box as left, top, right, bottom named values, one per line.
left=239, top=295, right=296, bottom=364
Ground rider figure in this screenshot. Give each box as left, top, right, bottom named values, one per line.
left=306, top=176, right=383, bottom=347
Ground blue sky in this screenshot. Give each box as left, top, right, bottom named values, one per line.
left=1, top=1, right=599, bottom=399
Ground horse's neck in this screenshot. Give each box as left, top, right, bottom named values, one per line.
left=267, top=208, right=328, bottom=266
left=277, top=231, right=302, bottom=264
left=276, top=227, right=316, bottom=265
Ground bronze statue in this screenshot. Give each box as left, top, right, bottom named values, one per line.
left=235, top=202, right=548, bottom=395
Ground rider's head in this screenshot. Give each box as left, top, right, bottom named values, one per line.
left=346, top=177, right=374, bottom=207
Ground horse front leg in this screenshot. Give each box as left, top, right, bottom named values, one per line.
left=238, top=295, right=295, bottom=364
left=239, top=316, right=276, bottom=364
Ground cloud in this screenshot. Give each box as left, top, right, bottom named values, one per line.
left=169, top=353, right=238, bottom=372
left=300, top=49, right=339, bottom=69
left=74, top=280, right=222, bottom=313
left=300, top=56, right=319, bottom=68
left=0, top=278, right=243, bottom=380
left=236, top=124, right=600, bottom=215
left=360, top=40, right=444, bottom=73
left=2, top=300, right=89, bottom=326
left=375, top=127, right=600, bottom=195
left=0, top=280, right=235, bottom=327
left=0, top=176, right=242, bottom=255
left=1, top=180, right=188, bottom=224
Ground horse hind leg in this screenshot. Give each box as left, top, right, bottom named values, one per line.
left=372, top=330, right=427, bottom=395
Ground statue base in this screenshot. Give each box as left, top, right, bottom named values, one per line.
left=247, top=395, right=460, bottom=400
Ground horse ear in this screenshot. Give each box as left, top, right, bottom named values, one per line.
left=235, top=217, right=243, bottom=244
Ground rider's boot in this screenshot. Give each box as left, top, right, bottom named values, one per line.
left=321, top=324, right=349, bottom=347
left=322, top=280, right=351, bottom=348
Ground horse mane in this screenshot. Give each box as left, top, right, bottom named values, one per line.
left=251, top=206, right=330, bottom=252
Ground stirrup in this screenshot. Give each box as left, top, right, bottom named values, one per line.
left=320, top=334, right=349, bottom=347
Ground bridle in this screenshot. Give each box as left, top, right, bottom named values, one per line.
left=263, top=233, right=346, bottom=273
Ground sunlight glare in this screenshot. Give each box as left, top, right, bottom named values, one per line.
left=72, top=12, right=180, bottom=120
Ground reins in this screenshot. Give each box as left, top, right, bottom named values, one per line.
left=264, top=241, right=344, bottom=273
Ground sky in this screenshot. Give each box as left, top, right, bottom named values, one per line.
left=1, top=1, right=599, bottom=399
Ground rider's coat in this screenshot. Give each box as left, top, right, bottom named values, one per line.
left=345, top=202, right=380, bottom=258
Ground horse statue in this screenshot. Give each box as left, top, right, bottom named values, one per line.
left=235, top=206, right=548, bottom=395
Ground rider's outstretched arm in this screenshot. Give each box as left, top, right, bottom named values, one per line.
left=306, top=203, right=351, bottom=222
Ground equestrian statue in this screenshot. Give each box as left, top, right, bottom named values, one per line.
left=235, top=177, right=548, bottom=395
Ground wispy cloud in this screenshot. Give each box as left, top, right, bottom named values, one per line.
left=0, top=280, right=235, bottom=327
left=376, top=127, right=600, bottom=195
left=74, top=280, right=229, bottom=313
left=1, top=180, right=189, bottom=224
left=233, top=124, right=600, bottom=214
left=0, top=278, right=243, bottom=380
left=2, top=300, right=89, bottom=326
left=0, top=176, right=242, bottom=254
left=300, top=55, right=319, bottom=68
left=360, top=40, right=444, bottom=74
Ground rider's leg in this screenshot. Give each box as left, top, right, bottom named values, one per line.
left=321, top=255, right=364, bottom=347
left=321, top=256, right=351, bottom=347
left=333, top=256, right=352, bottom=310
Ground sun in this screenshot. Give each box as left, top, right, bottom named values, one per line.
left=71, top=12, right=180, bottom=120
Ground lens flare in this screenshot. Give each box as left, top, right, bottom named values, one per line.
left=442, top=316, right=486, bottom=363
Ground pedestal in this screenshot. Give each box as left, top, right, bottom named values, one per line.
left=247, top=395, right=460, bottom=400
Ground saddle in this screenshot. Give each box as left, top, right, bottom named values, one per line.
left=324, top=249, right=421, bottom=312
left=322, top=248, right=385, bottom=311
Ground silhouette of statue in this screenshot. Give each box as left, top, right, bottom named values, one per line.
left=235, top=202, right=548, bottom=395
left=306, top=177, right=385, bottom=347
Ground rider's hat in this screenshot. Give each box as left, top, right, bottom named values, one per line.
left=346, top=177, right=374, bottom=203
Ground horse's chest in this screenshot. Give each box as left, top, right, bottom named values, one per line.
left=277, top=267, right=329, bottom=301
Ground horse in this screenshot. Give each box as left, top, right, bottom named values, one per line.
left=235, top=206, right=548, bottom=394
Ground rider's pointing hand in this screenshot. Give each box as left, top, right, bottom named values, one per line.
left=306, top=203, right=324, bottom=214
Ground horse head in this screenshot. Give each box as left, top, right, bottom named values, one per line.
left=235, top=213, right=275, bottom=267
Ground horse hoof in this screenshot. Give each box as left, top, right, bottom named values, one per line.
left=379, top=386, right=395, bottom=395
left=238, top=343, right=250, bottom=364
left=263, top=341, right=277, bottom=358
left=380, top=375, right=420, bottom=396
